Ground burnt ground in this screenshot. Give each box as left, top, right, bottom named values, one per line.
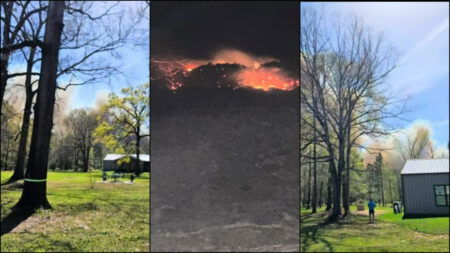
left=150, top=83, right=299, bottom=251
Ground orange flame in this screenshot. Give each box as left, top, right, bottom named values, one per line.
left=152, top=49, right=299, bottom=91
left=234, top=67, right=298, bottom=91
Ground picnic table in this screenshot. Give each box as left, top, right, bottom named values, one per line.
left=111, top=173, right=122, bottom=182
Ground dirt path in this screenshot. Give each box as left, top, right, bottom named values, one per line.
left=353, top=209, right=388, bottom=216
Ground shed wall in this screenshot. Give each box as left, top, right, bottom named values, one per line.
left=403, top=173, right=449, bottom=215
left=103, top=159, right=149, bottom=172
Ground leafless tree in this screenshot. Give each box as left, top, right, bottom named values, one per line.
left=7, top=1, right=46, bottom=183
left=301, top=7, right=407, bottom=221
left=1, top=1, right=47, bottom=115
left=64, top=108, right=97, bottom=172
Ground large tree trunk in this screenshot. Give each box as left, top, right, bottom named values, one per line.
left=328, top=168, right=341, bottom=222
left=342, top=170, right=349, bottom=216
left=0, top=2, right=13, bottom=116
left=14, top=1, right=65, bottom=210
left=342, top=152, right=351, bottom=216
left=342, top=107, right=352, bottom=216
left=8, top=48, right=37, bottom=183
left=328, top=141, right=345, bottom=222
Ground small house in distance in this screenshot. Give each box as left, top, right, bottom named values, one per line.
left=103, top=154, right=150, bottom=173
left=401, top=159, right=449, bottom=217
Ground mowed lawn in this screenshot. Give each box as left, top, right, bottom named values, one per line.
left=301, top=206, right=449, bottom=252
left=1, top=171, right=149, bottom=252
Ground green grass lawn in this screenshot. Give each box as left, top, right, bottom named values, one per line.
left=1, top=170, right=150, bottom=252
left=301, top=206, right=449, bottom=252
left=378, top=212, right=449, bottom=235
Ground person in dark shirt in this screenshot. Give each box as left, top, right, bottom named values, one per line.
left=393, top=202, right=398, bottom=214
left=368, top=199, right=376, bottom=223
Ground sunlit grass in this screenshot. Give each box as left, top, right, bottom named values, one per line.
left=300, top=206, right=449, bottom=252
left=1, top=170, right=149, bottom=252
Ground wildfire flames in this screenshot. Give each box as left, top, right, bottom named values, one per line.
left=152, top=49, right=298, bottom=91
left=151, top=59, right=208, bottom=90
left=234, top=67, right=299, bottom=91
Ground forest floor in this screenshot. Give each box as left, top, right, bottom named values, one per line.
left=0, top=170, right=150, bottom=252
left=300, top=206, right=449, bottom=252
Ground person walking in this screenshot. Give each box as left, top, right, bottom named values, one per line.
left=368, top=199, right=376, bottom=223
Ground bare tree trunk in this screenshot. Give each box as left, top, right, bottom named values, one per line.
left=326, top=165, right=332, bottom=211
left=82, top=148, right=88, bottom=172
left=14, top=1, right=65, bottom=210
left=0, top=2, right=13, bottom=116
left=318, top=180, right=323, bottom=208
left=8, top=48, right=37, bottom=183
left=4, top=140, right=11, bottom=170
left=342, top=170, right=349, bottom=216
left=312, top=118, right=317, bottom=213
left=135, top=133, right=141, bottom=176
left=380, top=168, right=385, bottom=206
left=397, top=172, right=402, bottom=203
left=85, top=141, right=91, bottom=172
left=343, top=119, right=351, bottom=216
left=388, top=175, right=393, bottom=203
left=336, top=142, right=345, bottom=218
left=329, top=167, right=341, bottom=222
left=368, top=167, right=372, bottom=200
left=306, top=154, right=312, bottom=209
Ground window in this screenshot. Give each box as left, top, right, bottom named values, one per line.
left=447, top=186, right=450, bottom=207
left=434, top=185, right=450, bottom=206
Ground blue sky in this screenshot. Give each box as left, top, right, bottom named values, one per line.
left=302, top=2, right=449, bottom=148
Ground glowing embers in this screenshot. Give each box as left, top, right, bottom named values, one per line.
left=234, top=67, right=298, bottom=91
left=152, top=49, right=299, bottom=91
left=151, top=59, right=207, bottom=90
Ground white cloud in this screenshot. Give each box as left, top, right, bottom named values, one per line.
left=432, top=119, right=449, bottom=128
left=321, top=2, right=449, bottom=96
left=400, top=17, right=449, bottom=64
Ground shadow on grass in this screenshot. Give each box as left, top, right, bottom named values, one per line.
left=301, top=212, right=335, bottom=252
left=46, top=192, right=144, bottom=217
left=300, top=213, right=387, bottom=252
left=301, top=221, right=334, bottom=252
left=1, top=181, right=23, bottom=190
left=1, top=207, right=35, bottom=236
left=30, top=232, right=77, bottom=251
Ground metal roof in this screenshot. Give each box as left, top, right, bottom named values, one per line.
left=104, top=154, right=150, bottom=162
left=401, top=159, right=449, bottom=175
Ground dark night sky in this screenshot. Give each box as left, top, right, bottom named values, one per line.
left=151, top=1, right=299, bottom=76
